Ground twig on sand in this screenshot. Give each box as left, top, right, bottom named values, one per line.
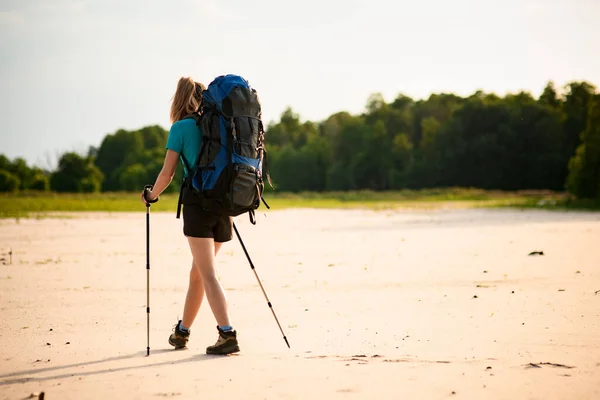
left=525, top=362, right=575, bottom=369
left=525, top=363, right=542, bottom=368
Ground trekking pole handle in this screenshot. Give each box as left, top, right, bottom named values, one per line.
left=144, top=185, right=158, bottom=204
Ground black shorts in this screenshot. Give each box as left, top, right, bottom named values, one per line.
left=182, top=203, right=233, bottom=242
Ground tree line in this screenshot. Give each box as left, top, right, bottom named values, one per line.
left=1, top=81, right=598, bottom=201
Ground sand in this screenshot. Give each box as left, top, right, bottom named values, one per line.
left=0, top=208, right=599, bottom=400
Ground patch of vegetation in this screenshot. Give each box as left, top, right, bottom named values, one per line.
left=1, top=188, right=594, bottom=219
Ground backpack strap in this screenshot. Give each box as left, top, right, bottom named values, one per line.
left=183, top=113, right=201, bottom=123
left=261, top=196, right=270, bottom=209
left=175, top=136, right=215, bottom=219
left=176, top=152, right=192, bottom=220
left=176, top=183, right=185, bottom=219
left=262, top=147, right=273, bottom=189
left=180, top=152, right=191, bottom=176
left=176, top=113, right=204, bottom=219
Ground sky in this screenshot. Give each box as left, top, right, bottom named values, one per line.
left=1, top=0, right=599, bottom=169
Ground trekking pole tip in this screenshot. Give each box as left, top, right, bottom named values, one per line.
left=284, top=337, right=290, bottom=349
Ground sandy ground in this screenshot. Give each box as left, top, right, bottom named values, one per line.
left=0, top=208, right=599, bottom=400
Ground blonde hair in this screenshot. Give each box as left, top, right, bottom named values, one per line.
left=170, top=77, right=206, bottom=124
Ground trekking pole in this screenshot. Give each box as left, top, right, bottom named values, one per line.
left=233, top=222, right=290, bottom=348
left=144, top=185, right=152, bottom=356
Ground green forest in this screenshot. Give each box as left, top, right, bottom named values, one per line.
left=1, top=81, right=599, bottom=202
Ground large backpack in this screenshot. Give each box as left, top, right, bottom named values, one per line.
left=177, top=74, right=271, bottom=223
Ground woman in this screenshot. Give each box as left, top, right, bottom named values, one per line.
left=140, top=77, right=239, bottom=355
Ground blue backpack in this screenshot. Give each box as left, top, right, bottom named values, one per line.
left=177, top=74, right=271, bottom=223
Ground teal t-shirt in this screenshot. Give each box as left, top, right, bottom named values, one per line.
left=165, top=118, right=201, bottom=178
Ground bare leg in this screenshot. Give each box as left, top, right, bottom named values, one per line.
left=181, top=243, right=223, bottom=328
left=187, top=238, right=230, bottom=327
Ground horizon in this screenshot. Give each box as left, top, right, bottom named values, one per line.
left=1, top=0, right=599, bottom=169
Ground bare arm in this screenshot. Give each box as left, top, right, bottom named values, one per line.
left=143, top=150, right=180, bottom=202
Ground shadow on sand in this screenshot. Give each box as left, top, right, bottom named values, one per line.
left=0, top=348, right=233, bottom=385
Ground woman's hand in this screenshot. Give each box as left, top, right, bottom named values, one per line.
left=140, top=190, right=151, bottom=205
left=140, top=186, right=157, bottom=205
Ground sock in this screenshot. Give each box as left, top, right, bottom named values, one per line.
left=219, top=325, right=233, bottom=332
left=178, top=321, right=189, bottom=333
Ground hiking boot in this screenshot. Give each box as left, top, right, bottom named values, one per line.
left=206, top=326, right=240, bottom=355
left=168, top=320, right=190, bottom=349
